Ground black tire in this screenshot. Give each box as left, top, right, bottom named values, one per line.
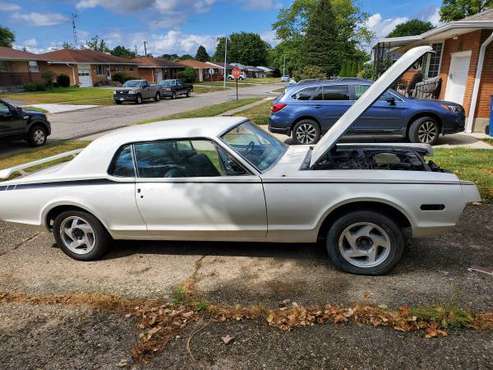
left=27, top=124, right=47, bottom=147
left=171, top=92, right=176, bottom=99
left=186, top=90, right=190, bottom=97
left=408, top=116, right=440, bottom=145
left=155, top=92, right=161, bottom=102
left=326, top=210, right=405, bottom=275
left=136, top=94, right=143, bottom=104
left=53, top=210, right=111, bottom=261
left=292, top=119, right=321, bottom=145
left=114, top=101, right=122, bottom=105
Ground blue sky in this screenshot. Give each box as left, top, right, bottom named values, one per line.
left=0, top=0, right=442, bottom=55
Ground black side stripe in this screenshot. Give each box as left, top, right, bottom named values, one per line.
left=0, top=178, right=464, bottom=191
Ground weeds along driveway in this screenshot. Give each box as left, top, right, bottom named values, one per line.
left=47, top=83, right=282, bottom=140
left=0, top=204, right=492, bottom=310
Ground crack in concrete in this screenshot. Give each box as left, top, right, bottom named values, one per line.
left=0, top=232, right=42, bottom=257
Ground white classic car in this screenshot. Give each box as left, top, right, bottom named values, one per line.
left=0, top=47, right=481, bottom=275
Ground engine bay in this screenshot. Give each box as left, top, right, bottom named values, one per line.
left=309, top=145, right=446, bottom=172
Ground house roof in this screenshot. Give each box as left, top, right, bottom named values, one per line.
left=177, top=59, right=213, bottom=69
left=40, top=48, right=137, bottom=65
left=375, top=8, right=493, bottom=48
left=133, top=56, right=183, bottom=69
left=0, top=47, right=46, bottom=61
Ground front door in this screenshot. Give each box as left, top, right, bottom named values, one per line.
left=133, top=139, right=267, bottom=241
left=444, top=51, right=471, bottom=105
left=78, top=64, right=93, bottom=87
left=155, top=69, right=163, bottom=83
left=0, top=101, right=25, bottom=136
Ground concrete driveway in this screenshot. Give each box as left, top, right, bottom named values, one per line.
left=0, top=204, right=492, bottom=368
left=48, top=83, right=281, bottom=140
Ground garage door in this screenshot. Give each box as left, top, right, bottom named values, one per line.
left=78, top=64, right=93, bottom=87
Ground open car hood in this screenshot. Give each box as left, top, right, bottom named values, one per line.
left=309, top=46, right=433, bottom=167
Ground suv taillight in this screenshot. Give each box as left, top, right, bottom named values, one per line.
left=271, top=103, right=287, bottom=113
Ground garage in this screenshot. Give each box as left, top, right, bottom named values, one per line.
left=77, top=64, right=93, bottom=87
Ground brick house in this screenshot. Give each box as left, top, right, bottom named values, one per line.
left=133, top=56, right=184, bottom=83
left=0, top=47, right=47, bottom=89
left=177, top=59, right=220, bottom=82
left=39, top=49, right=138, bottom=87
left=374, top=9, right=493, bottom=133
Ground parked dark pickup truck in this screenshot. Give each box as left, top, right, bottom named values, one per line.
left=157, top=79, right=193, bottom=99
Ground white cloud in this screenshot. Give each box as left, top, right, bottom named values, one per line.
left=241, top=0, right=281, bottom=10
left=366, top=13, right=409, bottom=40
left=76, top=0, right=154, bottom=11
left=426, top=7, right=441, bottom=26
left=12, top=12, right=69, bottom=26
left=147, top=30, right=217, bottom=55
left=260, top=30, right=278, bottom=47
left=0, top=1, right=20, bottom=11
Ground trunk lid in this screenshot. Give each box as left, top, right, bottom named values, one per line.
left=309, top=46, right=433, bottom=167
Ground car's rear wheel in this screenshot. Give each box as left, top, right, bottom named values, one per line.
left=292, top=119, right=321, bottom=145
left=53, top=210, right=110, bottom=261
left=326, top=210, right=405, bottom=275
left=171, top=92, right=177, bottom=99
left=409, top=116, right=440, bottom=145
left=155, top=92, right=161, bottom=102
left=136, top=94, right=143, bottom=104
left=27, top=125, right=47, bottom=147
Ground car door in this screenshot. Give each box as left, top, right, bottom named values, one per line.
left=351, top=85, right=407, bottom=134
left=175, top=80, right=185, bottom=95
left=317, top=85, right=353, bottom=132
left=133, top=138, right=267, bottom=241
left=0, top=101, right=25, bottom=136
left=141, top=81, right=151, bottom=98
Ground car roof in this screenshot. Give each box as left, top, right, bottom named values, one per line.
left=293, top=78, right=373, bottom=89
left=56, top=116, right=249, bottom=178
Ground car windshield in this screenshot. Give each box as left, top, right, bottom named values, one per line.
left=123, top=80, right=141, bottom=88
left=221, top=121, right=287, bottom=172
left=160, top=80, right=174, bottom=87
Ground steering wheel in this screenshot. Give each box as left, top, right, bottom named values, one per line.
left=245, top=141, right=255, bottom=155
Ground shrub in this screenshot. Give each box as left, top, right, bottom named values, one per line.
left=56, top=74, right=71, bottom=87
left=112, top=73, right=138, bottom=84
left=293, top=65, right=326, bottom=81
left=23, top=82, right=47, bottom=91
left=177, top=67, right=196, bottom=83
left=41, top=71, right=56, bottom=87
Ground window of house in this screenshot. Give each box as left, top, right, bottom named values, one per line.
left=133, top=139, right=247, bottom=178
left=95, top=65, right=107, bottom=75
left=28, top=61, right=39, bottom=72
left=425, top=43, right=443, bottom=78
left=0, top=61, right=8, bottom=72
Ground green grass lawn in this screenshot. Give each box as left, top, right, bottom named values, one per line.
left=234, top=99, right=273, bottom=126
left=192, top=85, right=229, bottom=94
left=195, top=81, right=255, bottom=88
left=137, top=97, right=262, bottom=124
left=430, top=148, right=493, bottom=200
left=480, top=138, right=493, bottom=146
left=0, top=87, right=114, bottom=106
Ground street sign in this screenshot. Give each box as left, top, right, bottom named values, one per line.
left=232, top=67, right=241, bottom=79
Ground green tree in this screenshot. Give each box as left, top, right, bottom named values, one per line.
left=304, top=0, right=340, bottom=76
left=111, top=45, right=136, bottom=58
left=440, top=0, right=492, bottom=22
left=387, top=19, right=434, bottom=37
left=86, top=36, right=109, bottom=52
left=0, top=26, right=15, bottom=47
left=214, top=32, right=269, bottom=66
left=195, top=45, right=210, bottom=61
left=62, top=42, right=74, bottom=49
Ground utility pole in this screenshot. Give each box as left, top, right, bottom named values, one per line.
left=134, top=45, right=138, bottom=56
left=283, top=55, right=286, bottom=77
left=71, top=13, right=79, bottom=48
left=143, top=41, right=148, bottom=56
left=223, top=36, right=228, bottom=89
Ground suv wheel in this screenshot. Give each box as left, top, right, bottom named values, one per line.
left=155, top=92, right=161, bottom=102
left=326, top=210, right=405, bottom=275
left=136, top=94, right=143, bottom=104
left=171, top=92, right=177, bottom=99
left=409, top=116, right=440, bottom=145
left=27, top=125, right=47, bottom=147
left=53, top=210, right=110, bottom=261
left=292, top=119, right=321, bottom=145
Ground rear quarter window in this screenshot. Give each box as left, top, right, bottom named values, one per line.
left=108, top=145, right=135, bottom=177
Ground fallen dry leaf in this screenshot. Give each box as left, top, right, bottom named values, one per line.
left=221, top=334, right=235, bottom=344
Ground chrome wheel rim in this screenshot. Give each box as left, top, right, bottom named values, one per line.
left=137, top=96, right=142, bottom=103
left=156, top=94, right=160, bottom=101
left=60, top=216, right=96, bottom=255
left=338, top=222, right=391, bottom=268
left=417, top=121, right=437, bottom=143
left=32, top=129, right=45, bottom=145
left=295, top=123, right=317, bottom=144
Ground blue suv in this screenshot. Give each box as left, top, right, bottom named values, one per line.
left=269, top=79, right=465, bottom=145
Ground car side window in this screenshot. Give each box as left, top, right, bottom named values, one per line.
left=292, top=87, right=318, bottom=100
left=323, top=85, right=350, bottom=100
left=133, top=139, right=248, bottom=178
left=354, top=85, right=393, bottom=101
left=0, top=102, right=10, bottom=113
left=109, top=145, right=135, bottom=177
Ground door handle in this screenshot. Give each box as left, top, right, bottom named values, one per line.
left=314, top=105, right=322, bottom=109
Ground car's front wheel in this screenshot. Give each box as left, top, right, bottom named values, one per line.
left=409, top=116, right=440, bottom=145
left=292, top=119, right=321, bottom=145
left=326, top=210, right=405, bottom=275
left=53, top=210, right=110, bottom=261
left=136, top=94, right=143, bottom=104
left=27, top=125, right=47, bottom=147
left=155, top=92, right=161, bottom=102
